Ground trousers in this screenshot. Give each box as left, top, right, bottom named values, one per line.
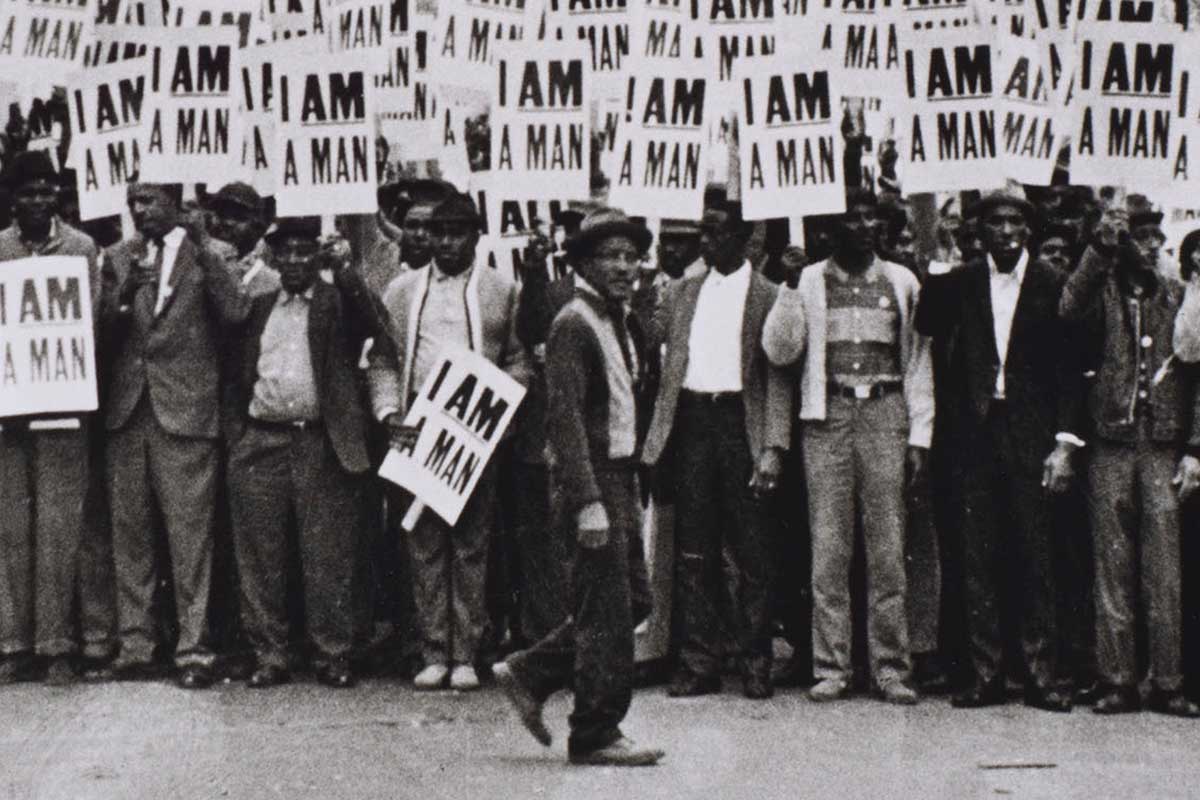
left=804, top=391, right=911, bottom=685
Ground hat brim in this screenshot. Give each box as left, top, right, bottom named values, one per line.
left=971, top=194, right=1034, bottom=222
left=565, top=220, right=652, bottom=260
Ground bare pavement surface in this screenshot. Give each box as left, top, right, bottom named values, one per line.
left=1, top=678, right=1197, bottom=800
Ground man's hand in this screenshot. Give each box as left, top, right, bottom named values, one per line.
left=906, top=446, right=929, bottom=499
left=320, top=234, right=353, bottom=276
left=781, top=245, right=806, bottom=289
left=521, top=221, right=554, bottom=281
left=384, top=412, right=420, bottom=451
left=1042, top=442, right=1076, bottom=494
left=576, top=501, right=610, bottom=550
left=1172, top=454, right=1200, bottom=500
left=749, top=447, right=784, bottom=498
left=1093, top=208, right=1129, bottom=252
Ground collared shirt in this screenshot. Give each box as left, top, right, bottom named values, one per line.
left=229, top=241, right=281, bottom=298
left=142, top=226, right=187, bottom=316
left=249, top=287, right=320, bottom=422
left=987, top=249, right=1029, bottom=399
left=682, top=260, right=751, bottom=393
left=19, top=217, right=59, bottom=255
left=412, top=264, right=472, bottom=390
left=825, top=260, right=902, bottom=386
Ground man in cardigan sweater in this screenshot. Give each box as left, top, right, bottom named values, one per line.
left=495, top=208, right=664, bottom=767
left=762, top=188, right=931, bottom=705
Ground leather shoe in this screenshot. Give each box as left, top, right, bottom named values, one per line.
left=772, top=654, right=816, bottom=688
left=0, top=653, right=37, bottom=684
left=1093, top=686, right=1140, bottom=715
left=743, top=674, right=773, bottom=700
left=110, top=658, right=163, bottom=681
left=316, top=665, right=357, bottom=689
left=1146, top=690, right=1200, bottom=718
left=1073, top=682, right=1102, bottom=706
left=878, top=679, right=919, bottom=706
left=43, top=657, right=76, bottom=687
left=494, top=661, right=551, bottom=747
left=952, top=679, right=1006, bottom=709
left=569, top=736, right=664, bottom=767
left=177, top=665, right=213, bottom=690
left=1024, top=685, right=1072, bottom=713
left=247, top=666, right=290, bottom=689
left=667, top=673, right=720, bottom=698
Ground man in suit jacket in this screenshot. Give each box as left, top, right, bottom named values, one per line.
left=373, top=191, right=530, bottom=691
left=101, top=182, right=252, bottom=689
left=641, top=187, right=792, bottom=699
left=762, top=188, right=929, bottom=705
left=915, top=191, right=1080, bottom=712
left=0, top=151, right=115, bottom=686
left=224, top=217, right=400, bottom=689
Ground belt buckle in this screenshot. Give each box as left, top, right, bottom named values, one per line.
left=853, top=384, right=871, bottom=400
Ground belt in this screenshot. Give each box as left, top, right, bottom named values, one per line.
left=828, top=381, right=902, bottom=401
left=249, top=417, right=323, bottom=432
left=680, top=390, right=743, bottom=404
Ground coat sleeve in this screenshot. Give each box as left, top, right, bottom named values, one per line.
left=499, top=282, right=532, bottom=388
left=198, top=241, right=252, bottom=328
left=914, top=270, right=961, bottom=339
left=367, top=280, right=405, bottom=421
left=902, top=278, right=935, bottom=449
left=1058, top=246, right=1111, bottom=322
left=546, top=312, right=602, bottom=513
left=761, top=283, right=807, bottom=367
left=758, top=282, right=792, bottom=451
left=1175, top=275, right=1200, bottom=363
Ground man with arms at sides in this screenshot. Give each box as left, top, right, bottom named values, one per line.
left=641, top=186, right=791, bottom=700
left=225, top=217, right=400, bottom=689
left=762, top=188, right=929, bottom=705
left=100, top=181, right=252, bottom=689
left=374, top=191, right=529, bottom=691
left=0, top=151, right=115, bottom=685
left=915, top=190, right=1080, bottom=712
left=494, top=207, right=665, bottom=767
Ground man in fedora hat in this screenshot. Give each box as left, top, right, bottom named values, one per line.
left=373, top=190, right=529, bottom=692
left=916, top=189, right=1081, bottom=712
left=224, top=216, right=400, bottom=690
left=495, top=206, right=663, bottom=767
left=0, top=150, right=115, bottom=685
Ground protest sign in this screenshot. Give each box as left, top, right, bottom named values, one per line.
left=0, top=256, right=97, bottom=418
left=490, top=41, right=591, bottom=200
left=378, top=346, right=526, bottom=526
left=699, top=0, right=818, bottom=96
left=627, top=0, right=703, bottom=67
left=238, top=39, right=310, bottom=195
left=1070, top=24, right=1190, bottom=193
left=95, top=0, right=164, bottom=26
left=0, top=0, right=93, bottom=92
left=434, top=0, right=527, bottom=93
left=67, top=56, right=153, bottom=220
left=898, top=28, right=1005, bottom=193
left=608, top=59, right=710, bottom=219
left=473, top=177, right=570, bottom=280
left=737, top=53, right=845, bottom=220
left=996, top=34, right=1072, bottom=184
left=537, top=0, right=631, bottom=99
left=137, top=27, right=243, bottom=185
left=273, top=50, right=379, bottom=216
left=84, top=21, right=152, bottom=67
left=266, top=0, right=329, bottom=39
left=819, top=0, right=905, bottom=101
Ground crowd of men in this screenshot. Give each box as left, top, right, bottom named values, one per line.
left=3, top=139, right=1200, bottom=766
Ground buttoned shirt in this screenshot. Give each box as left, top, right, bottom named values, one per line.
left=987, top=249, right=1029, bottom=399
left=825, top=261, right=902, bottom=386
left=412, top=264, right=472, bottom=391
left=682, top=260, right=751, bottom=393
left=249, top=287, right=320, bottom=422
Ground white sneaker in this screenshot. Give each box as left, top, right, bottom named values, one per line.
left=450, top=664, right=480, bottom=691
left=413, top=663, right=449, bottom=690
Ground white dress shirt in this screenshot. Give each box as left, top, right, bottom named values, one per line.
left=682, top=261, right=751, bottom=393
left=146, top=226, right=187, bottom=316
left=987, top=249, right=1028, bottom=399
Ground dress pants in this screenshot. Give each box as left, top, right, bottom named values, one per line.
left=508, top=466, right=646, bottom=757
left=804, top=391, right=911, bottom=685
left=408, top=470, right=496, bottom=665
left=960, top=400, right=1057, bottom=689
left=511, top=462, right=570, bottom=643
left=228, top=423, right=360, bottom=670
left=906, top=489, right=941, bottom=656
left=1089, top=426, right=1184, bottom=692
left=673, top=393, right=773, bottom=681
left=0, top=426, right=115, bottom=659
left=107, top=398, right=218, bottom=668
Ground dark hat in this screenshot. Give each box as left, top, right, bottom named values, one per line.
left=3, top=150, right=57, bottom=190
left=430, top=191, right=482, bottom=228
left=379, top=178, right=454, bottom=212
left=1129, top=209, right=1164, bottom=231
left=564, top=207, right=652, bottom=261
left=264, top=216, right=321, bottom=245
left=209, top=181, right=265, bottom=215
left=971, top=189, right=1034, bottom=222
left=554, top=199, right=603, bottom=234
left=660, top=218, right=701, bottom=237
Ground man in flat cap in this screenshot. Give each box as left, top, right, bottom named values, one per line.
left=0, top=150, right=115, bottom=685
left=916, top=189, right=1080, bottom=712
left=1059, top=207, right=1200, bottom=717
left=100, top=181, right=252, bottom=689
left=373, top=190, right=529, bottom=691
left=495, top=207, right=663, bottom=767
left=223, top=217, right=400, bottom=689
left=208, top=182, right=280, bottom=298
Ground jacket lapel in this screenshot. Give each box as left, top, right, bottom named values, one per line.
left=741, top=273, right=765, bottom=388
left=154, top=236, right=191, bottom=322
left=1008, top=259, right=1047, bottom=358
left=969, top=262, right=1000, bottom=365
left=308, top=283, right=336, bottom=392
left=667, top=276, right=706, bottom=390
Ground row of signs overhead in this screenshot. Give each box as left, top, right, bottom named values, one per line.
left=11, top=0, right=1200, bottom=233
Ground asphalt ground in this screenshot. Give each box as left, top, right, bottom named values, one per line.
left=1, top=675, right=1197, bottom=800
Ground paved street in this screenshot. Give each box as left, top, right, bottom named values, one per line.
left=1, top=677, right=1197, bottom=800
